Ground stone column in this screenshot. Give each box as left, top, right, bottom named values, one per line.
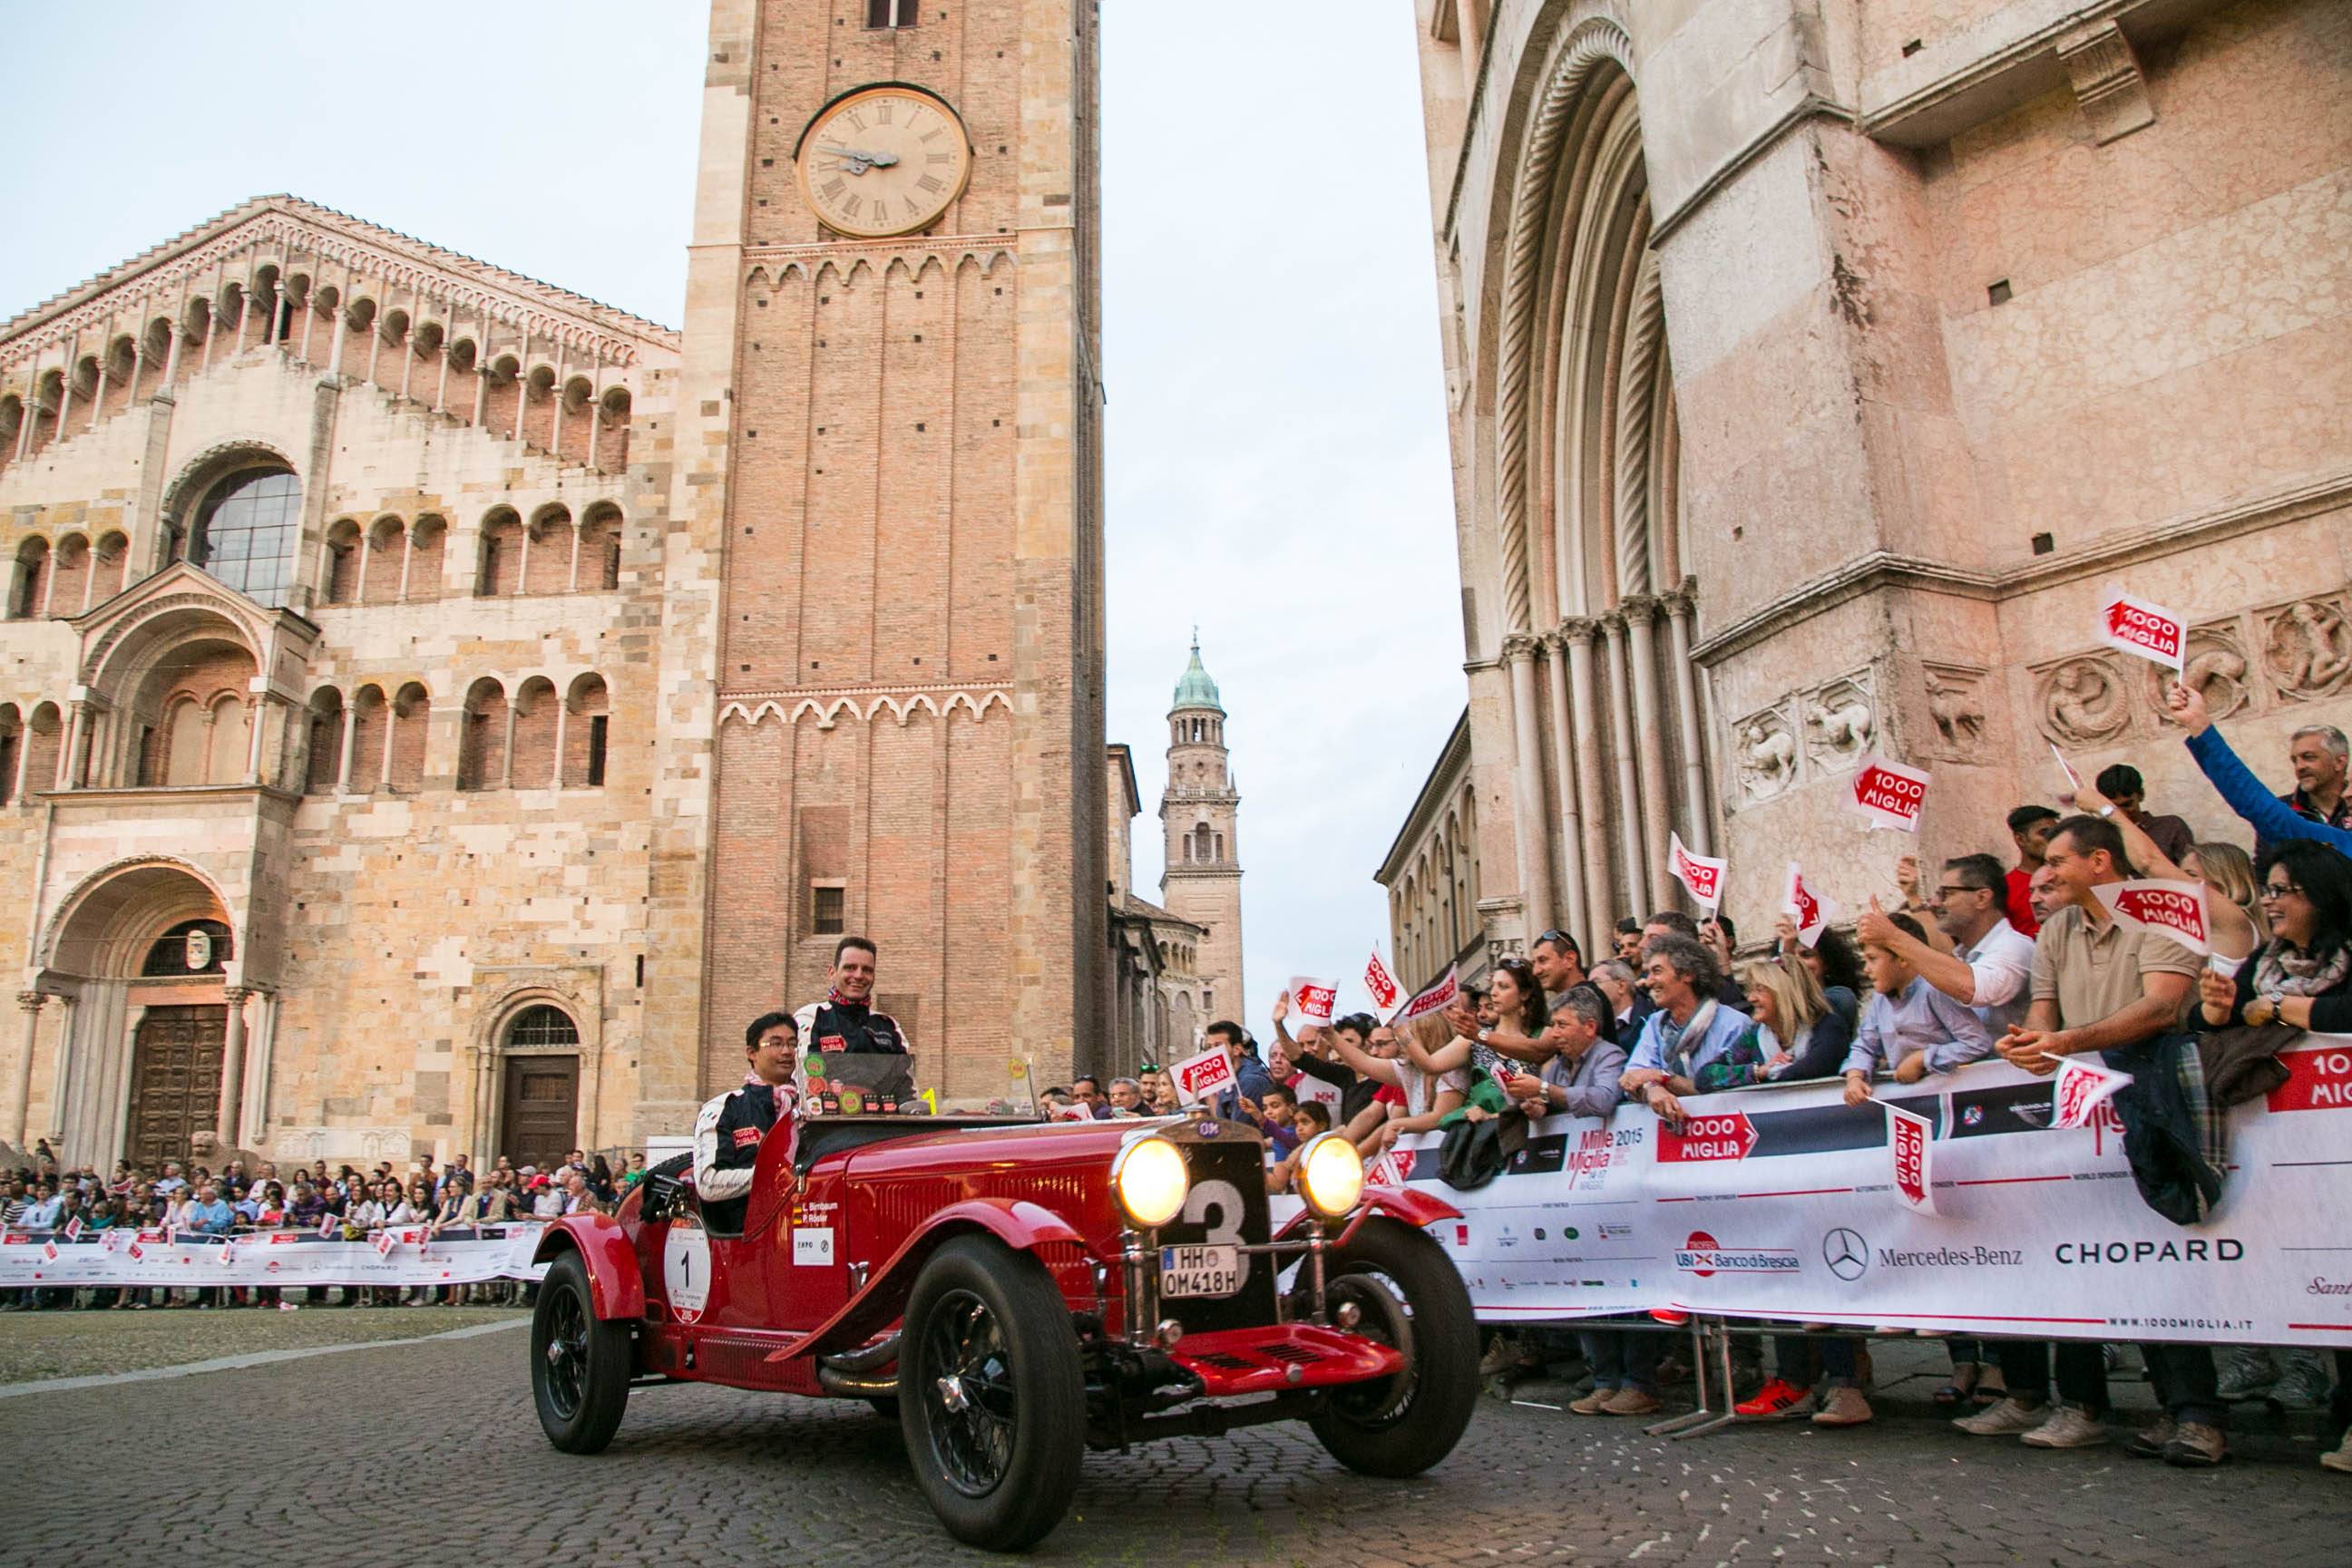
left=61, top=699, right=91, bottom=789
left=216, top=987, right=249, bottom=1147
left=336, top=701, right=359, bottom=794
left=1623, top=596, right=1675, bottom=909
left=12, top=993, right=43, bottom=1147
left=1541, top=632, right=1588, bottom=953
left=1501, top=634, right=1556, bottom=940
left=1663, top=584, right=1712, bottom=855
left=1601, top=613, right=1648, bottom=914
left=550, top=700, right=570, bottom=789
left=498, top=703, right=518, bottom=791
left=1564, top=618, right=1614, bottom=950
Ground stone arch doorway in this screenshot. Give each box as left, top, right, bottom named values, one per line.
left=28, top=861, right=250, bottom=1169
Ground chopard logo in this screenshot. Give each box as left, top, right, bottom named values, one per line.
left=1823, top=1228, right=1869, bottom=1282
left=2054, top=1238, right=2244, bottom=1264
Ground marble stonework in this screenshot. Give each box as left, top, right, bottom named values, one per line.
left=1397, top=0, right=2352, bottom=953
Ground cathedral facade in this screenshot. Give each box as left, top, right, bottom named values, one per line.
left=0, top=0, right=1107, bottom=1172
left=1400, top=0, right=2352, bottom=961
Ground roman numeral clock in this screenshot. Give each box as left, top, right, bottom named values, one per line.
left=794, top=83, right=974, bottom=239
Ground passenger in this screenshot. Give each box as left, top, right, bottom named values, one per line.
left=692, top=1011, right=800, bottom=1232
left=794, top=935, right=912, bottom=1095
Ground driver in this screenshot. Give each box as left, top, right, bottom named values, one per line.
left=692, top=1011, right=799, bottom=1230
left=794, top=935, right=912, bottom=1092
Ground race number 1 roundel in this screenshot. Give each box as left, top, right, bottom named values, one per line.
left=662, top=1223, right=712, bottom=1324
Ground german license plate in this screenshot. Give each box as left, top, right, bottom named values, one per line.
left=1158, top=1242, right=1243, bottom=1298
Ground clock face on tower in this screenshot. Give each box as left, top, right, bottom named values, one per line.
left=794, top=84, right=974, bottom=239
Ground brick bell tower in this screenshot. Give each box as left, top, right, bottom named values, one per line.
left=667, top=0, right=1108, bottom=1101
left=1159, top=635, right=1244, bottom=1033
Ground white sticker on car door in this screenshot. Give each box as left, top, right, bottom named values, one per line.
left=661, top=1224, right=711, bottom=1321
left=793, top=1226, right=834, bottom=1266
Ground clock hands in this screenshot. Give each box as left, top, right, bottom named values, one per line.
left=817, top=143, right=900, bottom=174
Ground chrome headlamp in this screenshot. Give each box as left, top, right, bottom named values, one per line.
left=1110, top=1134, right=1189, bottom=1229
left=1295, top=1131, right=1365, bottom=1220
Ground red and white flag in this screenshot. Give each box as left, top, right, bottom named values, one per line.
left=2093, top=878, right=2211, bottom=955
left=1883, top=1103, right=1937, bottom=1214
left=63, top=1215, right=83, bottom=1242
left=1782, top=862, right=1840, bottom=949
left=2095, top=584, right=2187, bottom=671
left=1668, top=832, right=1726, bottom=913
left=373, top=1230, right=397, bottom=1257
left=1287, top=976, right=1340, bottom=1030
left=1847, top=754, right=1932, bottom=833
left=1170, top=1042, right=1238, bottom=1106
left=1368, top=1150, right=1413, bottom=1187
left=41, top=1240, right=58, bottom=1263
left=2054, top=1057, right=2133, bottom=1129
left=1363, top=948, right=1400, bottom=1014
left=1391, top=966, right=1459, bottom=1025
left=319, top=1211, right=340, bottom=1239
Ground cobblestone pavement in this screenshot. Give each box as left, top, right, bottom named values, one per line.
left=0, top=1303, right=524, bottom=1384
left=0, top=1322, right=2341, bottom=1568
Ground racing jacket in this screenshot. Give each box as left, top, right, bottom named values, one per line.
left=792, top=998, right=911, bottom=1060
left=692, top=1077, right=793, bottom=1229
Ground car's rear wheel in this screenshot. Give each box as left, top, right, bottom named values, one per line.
left=532, top=1251, right=632, bottom=1454
left=1308, top=1217, right=1478, bottom=1476
left=897, top=1235, right=1084, bottom=1552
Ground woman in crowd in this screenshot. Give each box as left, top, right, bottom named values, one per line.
left=588, top=1155, right=618, bottom=1206
left=1403, top=958, right=1548, bottom=1123
left=1322, top=1011, right=1468, bottom=1157
left=2195, top=837, right=2352, bottom=1473
left=1772, top=917, right=1866, bottom=1028
left=1732, top=958, right=1851, bottom=1086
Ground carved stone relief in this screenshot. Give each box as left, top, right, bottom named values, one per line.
left=1802, top=672, right=1876, bottom=774
left=1920, top=664, right=1991, bottom=761
left=2262, top=596, right=2352, bottom=704
left=2035, top=654, right=2135, bottom=747
left=1730, top=702, right=1799, bottom=802
left=2151, top=620, right=2252, bottom=725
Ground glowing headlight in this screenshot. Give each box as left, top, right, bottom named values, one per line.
left=1297, top=1131, right=1365, bottom=1220
left=1111, top=1135, right=1189, bottom=1229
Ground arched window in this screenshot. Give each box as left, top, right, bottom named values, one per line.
left=190, top=469, right=301, bottom=607
left=457, top=678, right=508, bottom=790
left=565, top=673, right=610, bottom=787
left=386, top=682, right=430, bottom=791
left=11, top=538, right=50, bottom=619
left=0, top=705, right=19, bottom=806
left=142, top=919, right=233, bottom=977
left=507, top=1004, right=579, bottom=1050
left=324, top=520, right=363, bottom=604
left=304, top=688, right=345, bottom=793
left=1192, top=823, right=1213, bottom=862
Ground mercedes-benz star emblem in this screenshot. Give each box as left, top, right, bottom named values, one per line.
left=1823, top=1227, right=1869, bottom=1282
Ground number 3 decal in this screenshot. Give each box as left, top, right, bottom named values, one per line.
left=1182, top=1178, right=1249, bottom=1281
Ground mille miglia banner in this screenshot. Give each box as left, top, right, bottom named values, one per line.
left=1341, top=1041, right=2352, bottom=1349
left=0, top=1223, right=552, bottom=1289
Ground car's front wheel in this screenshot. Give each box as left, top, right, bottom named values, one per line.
left=531, top=1251, right=632, bottom=1454
left=897, top=1235, right=1084, bottom=1552
left=1308, top=1216, right=1479, bottom=1476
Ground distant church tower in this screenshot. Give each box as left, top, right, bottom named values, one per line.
left=1159, top=636, right=1244, bottom=1030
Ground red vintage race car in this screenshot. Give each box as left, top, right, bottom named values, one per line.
left=526, top=1076, right=1477, bottom=1552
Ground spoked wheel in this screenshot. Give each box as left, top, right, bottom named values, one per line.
left=1309, top=1217, right=1479, bottom=1476
left=898, top=1236, right=1083, bottom=1552
left=531, top=1251, right=632, bottom=1453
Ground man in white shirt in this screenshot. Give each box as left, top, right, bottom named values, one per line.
left=1855, top=852, right=2035, bottom=1034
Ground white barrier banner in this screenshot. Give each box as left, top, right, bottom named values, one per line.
left=1367, top=1040, right=2352, bottom=1348
left=0, top=1224, right=551, bottom=1289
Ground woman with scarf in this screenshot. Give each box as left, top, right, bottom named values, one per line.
left=2194, top=837, right=2352, bottom=1474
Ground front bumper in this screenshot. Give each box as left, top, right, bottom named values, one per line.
left=1163, top=1320, right=1407, bottom=1398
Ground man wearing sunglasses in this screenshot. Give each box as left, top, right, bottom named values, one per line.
left=1855, top=852, right=2035, bottom=1034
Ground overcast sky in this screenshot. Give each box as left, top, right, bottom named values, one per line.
left=0, top=2, right=1465, bottom=1039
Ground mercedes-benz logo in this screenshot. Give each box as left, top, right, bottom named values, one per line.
left=1823, top=1227, right=1869, bottom=1281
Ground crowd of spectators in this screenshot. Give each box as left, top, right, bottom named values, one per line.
left=1, top=1144, right=648, bottom=1311
left=1043, top=691, right=2349, bottom=1472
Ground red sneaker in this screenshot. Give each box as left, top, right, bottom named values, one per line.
left=1735, top=1378, right=1818, bottom=1419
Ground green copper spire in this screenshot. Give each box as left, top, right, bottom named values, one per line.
left=1171, top=628, right=1223, bottom=714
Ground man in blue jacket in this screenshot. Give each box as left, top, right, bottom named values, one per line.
left=2169, top=684, right=2352, bottom=856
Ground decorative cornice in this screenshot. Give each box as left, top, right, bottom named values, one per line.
left=717, top=685, right=1013, bottom=728
left=1690, top=468, right=2352, bottom=667
left=2054, top=19, right=2156, bottom=144
left=3, top=195, right=678, bottom=372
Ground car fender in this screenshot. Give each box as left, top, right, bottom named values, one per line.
left=1275, top=1183, right=1461, bottom=1245
left=780, top=1197, right=1092, bottom=1363
left=531, top=1214, right=645, bottom=1321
